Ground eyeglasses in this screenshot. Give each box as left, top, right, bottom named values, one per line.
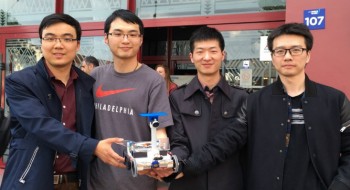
left=107, top=32, right=142, bottom=39
left=41, top=37, right=78, bottom=44
left=272, top=47, right=307, bottom=57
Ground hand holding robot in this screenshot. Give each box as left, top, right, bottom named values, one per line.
left=123, top=112, right=180, bottom=177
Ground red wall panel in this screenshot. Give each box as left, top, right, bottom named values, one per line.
left=286, top=0, right=350, bottom=98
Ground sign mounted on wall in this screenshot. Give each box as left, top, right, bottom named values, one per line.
left=259, top=36, right=272, bottom=61
left=304, top=8, right=325, bottom=30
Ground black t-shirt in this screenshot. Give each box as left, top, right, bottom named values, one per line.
left=282, top=93, right=324, bottom=190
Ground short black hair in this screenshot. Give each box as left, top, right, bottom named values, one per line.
left=189, top=26, right=225, bottom=53
left=39, top=13, right=82, bottom=40
left=84, top=56, right=99, bottom=67
left=267, top=23, right=313, bottom=52
left=104, top=9, right=144, bottom=35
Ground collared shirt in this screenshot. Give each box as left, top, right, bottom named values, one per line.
left=45, top=63, right=78, bottom=174
left=182, top=76, right=233, bottom=101
left=203, top=86, right=217, bottom=103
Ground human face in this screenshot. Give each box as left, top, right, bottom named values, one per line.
left=156, top=67, right=166, bottom=79
left=81, top=61, right=93, bottom=74
left=190, top=40, right=225, bottom=78
left=271, top=34, right=310, bottom=79
left=41, top=22, right=80, bottom=69
left=104, top=18, right=143, bottom=61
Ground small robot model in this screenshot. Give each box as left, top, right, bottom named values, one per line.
left=124, top=112, right=179, bottom=177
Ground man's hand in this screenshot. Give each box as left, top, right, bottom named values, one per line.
left=139, top=167, right=185, bottom=182
left=94, top=137, right=126, bottom=168
left=138, top=169, right=163, bottom=180
left=175, top=172, right=184, bottom=179
left=152, top=168, right=174, bottom=178
left=138, top=168, right=173, bottom=180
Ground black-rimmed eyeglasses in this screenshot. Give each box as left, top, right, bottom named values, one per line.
left=107, top=32, right=142, bottom=39
left=272, top=47, right=307, bottom=57
left=41, top=37, right=78, bottom=44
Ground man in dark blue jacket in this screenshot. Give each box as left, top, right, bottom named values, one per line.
left=0, top=13, right=125, bottom=190
left=171, top=23, right=350, bottom=190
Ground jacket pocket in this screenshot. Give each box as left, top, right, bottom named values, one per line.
left=221, top=107, right=236, bottom=118
left=19, top=146, right=39, bottom=184
left=179, top=100, right=202, bottom=117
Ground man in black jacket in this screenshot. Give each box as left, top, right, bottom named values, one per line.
left=157, top=26, right=248, bottom=190
left=170, top=23, right=350, bottom=190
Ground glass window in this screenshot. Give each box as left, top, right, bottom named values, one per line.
left=142, top=26, right=200, bottom=57
left=222, top=30, right=277, bottom=90
left=6, top=38, right=41, bottom=75
left=142, top=27, right=168, bottom=56
left=137, top=0, right=285, bottom=19
left=172, top=26, right=199, bottom=56
left=64, top=0, right=128, bottom=22
left=76, top=36, right=112, bottom=66
left=0, top=0, right=55, bottom=26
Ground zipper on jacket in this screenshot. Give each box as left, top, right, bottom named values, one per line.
left=340, top=124, right=350, bottom=132
left=19, top=146, right=39, bottom=184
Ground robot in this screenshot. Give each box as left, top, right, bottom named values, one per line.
left=124, top=112, right=179, bottom=177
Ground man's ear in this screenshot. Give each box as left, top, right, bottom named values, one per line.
left=104, top=35, right=109, bottom=45
left=221, top=50, right=226, bottom=61
left=76, top=40, right=81, bottom=52
left=140, top=36, right=143, bottom=47
left=189, top=53, right=194, bottom=63
left=306, top=50, right=311, bottom=64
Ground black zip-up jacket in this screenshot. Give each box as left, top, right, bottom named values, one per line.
left=168, top=76, right=248, bottom=190
left=183, top=75, right=350, bottom=190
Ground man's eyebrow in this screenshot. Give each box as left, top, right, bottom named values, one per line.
left=274, top=45, right=303, bottom=49
left=195, top=47, right=219, bottom=50
left=43, top=33, right=74, bottom=37
left=111, top=29, right=139, bottom=33
left=62, top=33, right=74, bottom=36
left=43, top=33, right=55, bottom=37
